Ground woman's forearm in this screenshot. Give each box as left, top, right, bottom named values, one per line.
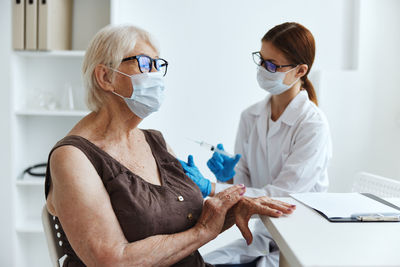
left=114, top=225, right=210, bottom=266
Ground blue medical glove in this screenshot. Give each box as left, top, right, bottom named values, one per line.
left=179, top=155, right=212, bottom=198
left=207, top=144, right=241, bottom=182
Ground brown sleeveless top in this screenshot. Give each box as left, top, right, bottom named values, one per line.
left=45, top=129, right=212, bottom=267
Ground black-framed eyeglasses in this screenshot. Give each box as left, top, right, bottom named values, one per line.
left=252, top=51, right=297, bottom=73
left=122, top=54, right=169, bottom=76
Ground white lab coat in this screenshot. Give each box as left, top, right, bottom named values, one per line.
left=204, top=90, right=332, bottom=266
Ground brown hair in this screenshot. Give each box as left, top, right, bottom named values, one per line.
left=262, top=22, right=318, bottom=105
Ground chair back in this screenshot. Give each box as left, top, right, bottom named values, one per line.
left=41, top=205, right=65, bottom=267
left=352, top=172, right=400, bottom=197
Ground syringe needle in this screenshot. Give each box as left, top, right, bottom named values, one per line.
left=187, top=138, right=234, bottom=158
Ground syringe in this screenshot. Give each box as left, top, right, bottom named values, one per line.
left=188, top=139, right=234, bottom=158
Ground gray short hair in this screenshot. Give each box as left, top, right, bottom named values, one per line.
left=82, top=25, right=159, bottom=112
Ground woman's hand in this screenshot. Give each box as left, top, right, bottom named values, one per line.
left=195, top=184, right=246, bottom=242
left=234, top=196, right=296, bottom=245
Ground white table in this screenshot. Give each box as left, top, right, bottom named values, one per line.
left=260, top=197, right=400, bottom=267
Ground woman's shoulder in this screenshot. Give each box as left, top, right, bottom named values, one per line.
left=48, top=134, right=109, bottom=175
left=51, top=135, right=93, bottom=153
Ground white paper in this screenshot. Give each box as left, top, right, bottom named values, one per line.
left=290, top=193, right=400, bottom=218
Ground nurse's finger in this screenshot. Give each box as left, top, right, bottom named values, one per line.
left=209, top=160, right=223, bottom=172
left=212, top=152, right=223, bottom=163
left=187, top=155, right=195, bottom=166
left=232, top=154, right=241, bottom=164
left=216, top=143, right=225, bottom=151
left=178, top=159, right=188, bottom=169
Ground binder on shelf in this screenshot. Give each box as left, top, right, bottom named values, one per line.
left=38, top=0, right=73, bottom=50
left=12, top=0, right=25, bottom=50
left=25, top=0, right=38, bottom=50
left=291, top=192, right=400, bottom=222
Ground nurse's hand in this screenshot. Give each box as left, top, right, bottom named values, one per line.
left=179, top=155, right=212, bottom=198
left=207, top=144, right=241, bottom=182
left=234, top=196, right=296, bottom=245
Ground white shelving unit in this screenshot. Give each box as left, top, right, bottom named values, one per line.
left=14, top=50, right=86, bottom=58
left=10, top=1, right=116, bottom=266
left=15, top=109, right=90, bottom=117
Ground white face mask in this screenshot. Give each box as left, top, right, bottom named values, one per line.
left=111, top=69, right=165, bottom=119
left=256, top=65, right=299, bottom=95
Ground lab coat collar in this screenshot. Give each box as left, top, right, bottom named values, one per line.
left=278, top=90, right=309, bottom=126
left=249, top=90, right=309, bottom=126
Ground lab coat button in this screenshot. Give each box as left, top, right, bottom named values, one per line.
left=178, top=196, right=184, bottom=202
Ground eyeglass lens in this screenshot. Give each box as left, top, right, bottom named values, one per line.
left=138, top=56, right=151, bottom=73
left=137, top=55, right=167, bottom=76
left=265, top=61, right=277, bottom=73
left=252, top=53, right=262, bottom=66
left=253, top=52, right=277, bottom=73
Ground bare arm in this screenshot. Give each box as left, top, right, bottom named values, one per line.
left=47, top=145, right=245, bottom=266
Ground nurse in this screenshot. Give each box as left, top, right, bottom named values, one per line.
left=179, top=22, right=332, bottom=266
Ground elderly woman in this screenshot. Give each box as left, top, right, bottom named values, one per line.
left=45, top=25, right=295, bottom=267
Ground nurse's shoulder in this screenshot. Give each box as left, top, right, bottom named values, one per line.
left=240, top=96, right=270, bottom=122
left=297, top=93, right=329, bottom=130
left=293, top=91, right=331, bottom=148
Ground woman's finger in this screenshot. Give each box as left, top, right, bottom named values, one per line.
left=261, top=201, right=294, bottom=214
left=217, top=184, right=246, bottom=197
left=260, top=197, right=296, bottom=210
left=216, top=185, right=246, bottom=209
left=271, top=199, right=296, bottom=209
left=253, top=204, right=284, bottom=218
left=235, top=214, right=253, bottom=245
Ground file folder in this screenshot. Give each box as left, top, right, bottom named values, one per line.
left=26, top=0, right=38, bottom=50
left=290, top=192, right=400, bottom=222
left=12, top=0, right=25, bottom=50
left=38, top=0, right=73, bottom=50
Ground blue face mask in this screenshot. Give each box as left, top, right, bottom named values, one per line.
left=111, top=69, right=165, bottom=119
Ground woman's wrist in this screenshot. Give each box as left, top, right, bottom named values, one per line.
left=192, top=222, right=213, bottom=246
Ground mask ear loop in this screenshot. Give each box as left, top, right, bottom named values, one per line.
left=285, top=65, right=301, bottom=88
left=108, top=67, right=131, bottom=78
left=112, top=91, right=127, bottom=99
left=107, top=67, right=133, bottom=99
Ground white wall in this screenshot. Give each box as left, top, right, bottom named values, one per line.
left=358, top=0, right=400, bottom=178
left=319, top=0, right=400, bottom=191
